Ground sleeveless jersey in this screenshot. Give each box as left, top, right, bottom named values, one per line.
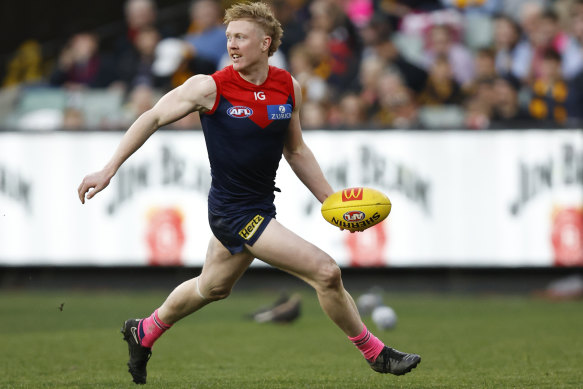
left=201, top=65, right=295, bottom=214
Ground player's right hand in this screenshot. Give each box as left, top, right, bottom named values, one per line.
left=77, top=170, right=112, bottom=204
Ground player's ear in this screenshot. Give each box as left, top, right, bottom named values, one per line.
left=262, top=36, right=271, bottom=53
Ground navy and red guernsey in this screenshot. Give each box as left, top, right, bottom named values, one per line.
left=201, top=65, right=295, bottom=215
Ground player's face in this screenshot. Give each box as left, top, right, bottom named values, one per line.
left=226, top=20, right=270, bottom=72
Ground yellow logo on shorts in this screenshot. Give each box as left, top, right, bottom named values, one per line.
left=239, top=215, right=265, bottom=240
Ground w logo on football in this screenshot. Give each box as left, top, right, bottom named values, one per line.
left=342, top=188, right=363, bottom=202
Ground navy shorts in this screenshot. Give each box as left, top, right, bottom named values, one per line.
left=208, top=206, right=276, bottom=255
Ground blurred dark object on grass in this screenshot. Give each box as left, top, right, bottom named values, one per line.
left=248, top=292, right=302, bottom=324
left=533, top=274, right=583, bottom=301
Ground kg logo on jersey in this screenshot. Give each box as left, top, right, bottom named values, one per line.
left=227, top=106, right=253, bottom=118
left=267, top=104, right=292, bottom=120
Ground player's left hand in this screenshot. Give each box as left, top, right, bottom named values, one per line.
left=77, top=169, right=113, bottom=204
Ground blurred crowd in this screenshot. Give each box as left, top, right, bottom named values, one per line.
left=2, top=0, right=583, bottom=130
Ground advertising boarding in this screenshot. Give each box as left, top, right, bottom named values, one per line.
left=0, top=130, right=581, bottom=267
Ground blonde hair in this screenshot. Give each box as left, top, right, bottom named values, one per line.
left=224, top=2, right=283, bottom=57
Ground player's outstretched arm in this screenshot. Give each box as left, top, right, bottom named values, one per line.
left=77, top=75, right=216, bottom=204
left=283, top=77, right=334, bottom=204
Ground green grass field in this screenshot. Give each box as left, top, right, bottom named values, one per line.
left=1, top=288, right=582, bottom=388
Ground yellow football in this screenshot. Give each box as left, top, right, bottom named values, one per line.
left=321, top=187, right=392, bottom=232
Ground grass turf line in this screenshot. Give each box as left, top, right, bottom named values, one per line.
left=0, top=290, right=581, bottom=388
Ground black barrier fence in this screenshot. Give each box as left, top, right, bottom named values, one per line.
left=1, top=265, right=582, bottom=295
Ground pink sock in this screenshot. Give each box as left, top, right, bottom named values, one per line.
left=348, top=324, right=385, bottom=362
left=138, top=309, right=172, bottom=348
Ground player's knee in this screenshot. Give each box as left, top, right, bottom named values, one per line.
left=315, top=259, right=342, bottom=291
left=205, top=285, right=232, bottom=301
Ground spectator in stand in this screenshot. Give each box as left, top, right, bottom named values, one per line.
left=510, top=2, right=543, bottom=81
left=422, top=24, right=475, bottom=86
left=373, top=70, right=418, bottom=128
left=377, top=45, right=426, bottom=93
left=270, top=0, right=307, bottom=58
left=116, top=26, right=168, bottom=91
left=112, top=0, right=181, bottom=76
left=527, top=48, right=576, bottom=125
left=184, top=0, right=227, bottom=70
left=473, top=77, right=497, bottom=111
left=501, top=0, right=549, bottom=24
left=518, top=1, right=545, bottom=39
left=513, top=7, right=569, bottom=82
left=329, top=93, right=369, bottom=128
left=562, top=0, right=583, bottom=80
left=359, top=12, right=390, bottom=59
left=490, top=74, right=531, bottom=127
left=308, top=0, right=362, bottom=94
left=532, top=9, right=569, bottom=71
left=2, top=40, right=44, bottom=88
left=301, top=101, right=329, bottom=128
left=356, top=56, right=385, bottom=117
left=474, top=47, right=497, bottom=79
left=49, top=32, right=117, bottom=89
left=154, top=37, right=216, bottom=91
left=553, top=0, right=574, bottom=29
left=303, top=28, right=334, bottom=86
left=463, top=47, right=497, bottom=96
left=463, top=72, right=497, bottom=130
left=359, top=13, right=428, bottom=94
left=493, top=14, right=523, bottom=77
left=121, top=84, right=159, bottom=126
left=464, top=93, right=491, bottom=129
left=288, top=43, right=329, bottom=103
left=115, top=0, right=159, bottom=57
left=417, top=54, right=463, bottom=106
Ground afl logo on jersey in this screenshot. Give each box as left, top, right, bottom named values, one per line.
left=227, top=106, right=253, bottom=118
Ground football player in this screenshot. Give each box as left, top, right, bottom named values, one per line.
left=77, top=2, right=420, bottom=384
